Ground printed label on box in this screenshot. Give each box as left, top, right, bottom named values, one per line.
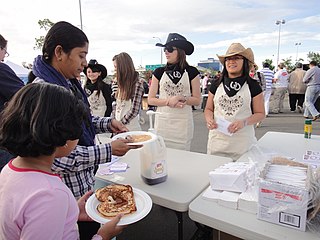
left=279, top=212, right=301, bottom=228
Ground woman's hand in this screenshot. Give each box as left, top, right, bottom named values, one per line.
left=111, top=138, right=142, bottom=156
left=110, top=119, right=128, bottom=134
left=78, top=191, right=94, bottom=222
left=228, top=119, right=246, bottom=133
left=167, top=95, right=186, bottom=108
left=206, top=119, right=217, bottom=130
left=97, top=214, right=125, bottom=240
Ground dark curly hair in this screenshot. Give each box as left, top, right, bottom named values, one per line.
left=0, top=83, right=87, bottom=157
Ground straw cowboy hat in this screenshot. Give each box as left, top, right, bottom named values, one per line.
left=217, top=43, right=256, bottom=67
left=156, top=33, right=194, bottom=55
left=83, top=59, right=107, bottom=79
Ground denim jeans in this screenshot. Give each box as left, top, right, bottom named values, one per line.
left=304, top=85, right=320, bottom=117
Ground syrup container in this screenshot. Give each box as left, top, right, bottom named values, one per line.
left=140, top=111, right=167, bottom=185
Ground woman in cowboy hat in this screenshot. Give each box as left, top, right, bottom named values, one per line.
left=204, top=43, right=265, bottom=160
left=148, top=33, right=201, bottom=151
left=83, top=59, right=113, bottom=117
left=111, top=52, right=145, bottom=131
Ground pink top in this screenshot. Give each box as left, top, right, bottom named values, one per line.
left=0, top=160, right=79, bottom=240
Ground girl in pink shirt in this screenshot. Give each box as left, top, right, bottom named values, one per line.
left=0, top=83, right=123, bottom=240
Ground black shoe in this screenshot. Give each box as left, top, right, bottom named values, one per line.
left=312, top=114, right=320, bottom=121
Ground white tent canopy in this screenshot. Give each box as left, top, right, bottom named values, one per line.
left=5, top=60, right=30, bottom=84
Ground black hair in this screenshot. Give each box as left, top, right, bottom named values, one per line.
left=310, top=60, right=318, bottom=66
left=0, top=34, right=7, bottom=49
left=85, top=66, right=106, bottom=97
left=26, top=71, right=37, bottom=84
left=42, top=21, right=89, bottom=63
left=214, top=58, right=251, bottom=87
left=262, top=62, right=270, bottom=68
left=176, top=48, right=189, bottom=70
left=0, top=83, right=87, bottom=157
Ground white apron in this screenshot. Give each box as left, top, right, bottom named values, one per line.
left=87, top=90, right=107, bottom=117
left=207, top=82, right=257, bottom=160
left=155, top=70, right=193, bottom=151
left=86, top=90, right=113, bottom=143
left=115, top=92, right=141, bottom=131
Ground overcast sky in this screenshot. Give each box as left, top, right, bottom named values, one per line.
left=1, top=0, right=319, bottom=71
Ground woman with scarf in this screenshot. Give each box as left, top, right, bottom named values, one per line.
left=148, top=33, right=201, bottom=151
left=32, top=21, right=140, bottom=239
left=204, top=43, right=265, bottom=160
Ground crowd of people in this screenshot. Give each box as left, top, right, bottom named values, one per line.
left=0, top=20, right=320, bottom=240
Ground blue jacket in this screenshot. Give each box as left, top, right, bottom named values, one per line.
left=0, top=62, right=24, bottom=112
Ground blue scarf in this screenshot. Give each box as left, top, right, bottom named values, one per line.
left=33, top=55, right=95, bottom=146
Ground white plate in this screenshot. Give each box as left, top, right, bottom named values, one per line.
left=111, top=131, right=156, bottom=145
left=85, top=187, right=152, bottom=225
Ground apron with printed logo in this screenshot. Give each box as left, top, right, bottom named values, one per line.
left=155, top=70, right=193, bottom=150
left=207, top=82, right=257, bottom=160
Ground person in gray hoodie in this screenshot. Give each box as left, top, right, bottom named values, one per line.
left=303, top=61, right=320, bottom=121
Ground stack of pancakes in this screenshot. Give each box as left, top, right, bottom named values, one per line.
left=95, top=184, right=137, bottom=217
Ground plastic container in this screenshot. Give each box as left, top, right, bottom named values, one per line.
left=304, top=119, right=312, bottom=139
left=140, top=135, right=167, bottom=185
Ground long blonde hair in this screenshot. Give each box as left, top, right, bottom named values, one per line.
left=113, top=52, right=138, bottom=100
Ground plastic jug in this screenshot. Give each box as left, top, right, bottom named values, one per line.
left=140, top=111, right=168, bottom=185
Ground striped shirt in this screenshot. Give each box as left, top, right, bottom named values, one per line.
left=260, top=67, right=274, bottom=90
left=52, top=116, right=113, bottom=199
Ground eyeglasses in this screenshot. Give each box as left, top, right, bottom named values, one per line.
left=1, top=47, right=9, bottom=57
left=164, top=46, right=177, bottom=53
left=225, top=56, right=243, bottom=62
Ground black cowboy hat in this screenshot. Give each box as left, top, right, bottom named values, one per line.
left=83, top=59, right=107, bottom=79
left=156, top=33, right=194, bottom=55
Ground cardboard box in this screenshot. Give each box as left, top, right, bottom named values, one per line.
left=257, top=164, right=311, bottom=231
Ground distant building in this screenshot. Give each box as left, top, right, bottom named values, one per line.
left=197, top=58, right=222, bottom=71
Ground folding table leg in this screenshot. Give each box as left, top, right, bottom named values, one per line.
left=175, top=211, right=183, bottom=240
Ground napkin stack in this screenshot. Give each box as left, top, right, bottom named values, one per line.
left=203, top=162, right=257, bottom=210
left=209, top=162, right=256, bottom=192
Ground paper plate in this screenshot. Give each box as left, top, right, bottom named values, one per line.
left=111, top=131, right=156, bottom=145
left=85, top=188, right=152, bottom=225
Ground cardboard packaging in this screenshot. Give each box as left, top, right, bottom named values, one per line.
left=257, top=164, right=311, bottom=231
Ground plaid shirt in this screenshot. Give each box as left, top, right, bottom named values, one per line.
left=52, top=116, right=112, bottom=199
left=111, top=79, right=144, bottom=125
